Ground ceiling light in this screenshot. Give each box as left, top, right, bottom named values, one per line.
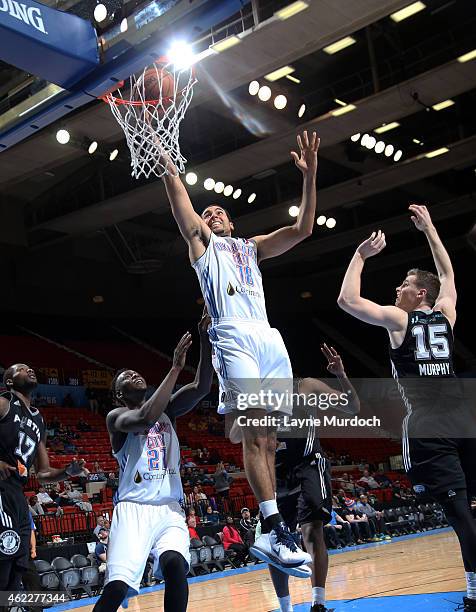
left=331, top=104, right=356, bottom=117
left=56, top=129, right=70, bottom=144
left=185, top=172, right=198, bottom=186
left=323, top=37, right=356, bottom=55
left=274, top=95, right=288, bottom=110
left=233, top=189, right=242, bottom=199
left=211, top=35, right=240, bottom=53
left=361, top=133, right=369, bottom=147
left=365, top=136, right=376, bottom=149
left=457, top=49, right=476, bottom=63
left=88, top=141, right=98, bottom=154
left=350, top=133, right=361, bottom=142
left=223, top=185, right=234, bottom=197
left=298, top=104, right=306, bottom=118
left=167, top=41, right=195, bottom=70
left=289, top=205, right=299, bottom=218
left=326, top=217, right=336, bottom=229
left=393, top=150, right=403, bottom=162
left=390, top=2, right=426, bottom=23
left=374, top=122, right=400, bottom=134
left=93, top=3, right=107, bottom=22
left=384, top=144, right=394, bottom=157
left=412, top=138, right=422, bottom=144
left=286, top=75, right=301, bottom=84
left=248, top=80, right=260, bottom=96
left=265, top=66, right=295, bottom=82
left=258, top=85, right=272, bottom=102
left=334, top=98, right=347, bottom=107
left=120, top=17, right=128, bottom=33
left=300, top=291, right=312, bottom=299
left=275, top=0, right=309, bottom=20
left=316, top=215, right=326, bottom=226
left=425, top=147, right=449, bottom=158
left=432, top=99, right=455, bottom=111
left=204, top=178, right=215, bottom=190
left=214, top=181, right=224, bottom=194
left=374, top=140, right=385, bottom=154
left=248, top=193, right=257, bottom=203
left=109, top=149, right=118, bottom=161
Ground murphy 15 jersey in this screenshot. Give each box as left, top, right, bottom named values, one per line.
left=113, top=412, right=183, bottom=506
left=192, top=232, right=268, bottom=324
left=0, top=392, right=45, bottom=486
left=389, top=309, right=455, bottom=379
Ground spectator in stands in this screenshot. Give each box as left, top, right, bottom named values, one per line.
left=86, top=387, right=99, bottom=414
left=358, top=470, right=381, bottom=490
left=95, top=528, right=108, bottom=572
left=374, top=469, right=392, bottom=488
left=56, top=482, right=82, bottom=506
left=222, top=516, right=248, bottom=566
left=239, top=507, right=257, bottom=547
left=107, top=472, right=119, bottom=491
left=63, top=393, right=75, bottom=408
left=186, top=515, right=200, bottom=542
left=28, top=495, right=44, bottom=517
left=203, top=505, right=220, bottom=524
left=94, top=517, right=107, bottom=538
left=77, top=417, right=92, bottom=432
left=183, top=458, right=197, bottom=468
left=341, top=500, right=376, bottom=543
left=36, top=485, right=54, bottom=506
left=356, top=495, right=391, bottom=540
left=63, top=439, right=77, bottom=454
left=214, top=462, right=232, bottom=499
left=187, top=508, right=200, bottom=526
left=323, top=513, right=343, bottom=549
left=198, top=468, right=213, bottom=486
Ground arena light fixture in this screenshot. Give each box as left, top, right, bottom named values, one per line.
left=289, top=205, right=299, bottom=218
left=248, top=80, right=260, bottom=96
left=432, top=99, right=455, bottom=111
left=412, top=138, right=422, bottom=144
left=286, top=75, right=301, bottom=84
left=214, top=181, right=225, bottom=194
left=88, top=141, right=98, bottom=154
left=109, top=149, right=119, bottom=161
left=233, top=189, right=242, bottom=199
left=334, top=98, right=347, bottom=107
left=350, top=133, right=361, bottom=142
left=167, top=41, right=195, bottom=69
left=275, top=0, right=310, bottom=21
left=120, top=18, right=128, bottom=33
left=360, top=133, right=370, bottom=147
left=331, top=104, right=356, bottom=117
left=326, top=217, right=336, bottom=229
left=374, top=122, right=400, bottom=134
left=265, top=66, right=295, bottom=82
left=258, top=85, right=272, bottom=102
left=274, top=95, right=288, bottom=110
left=390, top=2, right=426, bottom=22
left=211, top=35, right=241, bottom=53
left=298, top=104, right=306, bottom=118
left=374, top=140, right=385, bottom=154
left=323, top=37, right=356, bottom=55
left=393, top=150, right=403, bottom=162
left=365, top=136, right=376, bottom=149
left=384, top=144, right=395, bottom=157
left=204, top=178, right=215, bottom=190
left=93, top=2, right=107, bottom=22
left=56, top=129, right=70, bottom=144
left=457, top=49, right=476, bottom=63
left=316, top=215, right=326, bottom=226
left=425, top=147, right=449, bottom=158
left=185, top=172, right=198, bottom=186
left=248, top=193, right=257, bottom=204
left=223, top=185, right=234, bottom=197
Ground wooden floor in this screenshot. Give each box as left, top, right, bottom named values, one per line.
left=75, top=531, right=465, bottom=612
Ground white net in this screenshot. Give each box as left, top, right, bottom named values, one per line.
left=102, top=61, right=196, bottom=179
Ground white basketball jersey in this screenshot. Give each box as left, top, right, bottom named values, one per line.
left=113, top=412, right=183, bottom=506
left=193, top=232, right=268, bottom=323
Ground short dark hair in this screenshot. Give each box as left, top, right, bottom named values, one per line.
left=202, top=205, right=232, bottom=222
left=3, top=366, right=15, bottom=388
left=111, top=368, right=128, bottom=403
left=407, top=268, right=440, bottom=306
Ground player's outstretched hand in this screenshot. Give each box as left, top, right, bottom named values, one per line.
left=65, top=458, right=89, bottom=478
left=321, top=343, right=345, bottom=377
left=409, top=203, right=434, bottom=233
left=356, top=230, right=386, bottom=260
left=0, top=460, right=17, bottom=480
left=198, top=308, right=211, bottom=337
left=173, top=332, right=193, bottom=370
left=291, top=130, right=319, bottom=176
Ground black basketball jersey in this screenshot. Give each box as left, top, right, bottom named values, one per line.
left=389, top=310, right=455, bottom=379
left=0, top=392, right=45, bottom=487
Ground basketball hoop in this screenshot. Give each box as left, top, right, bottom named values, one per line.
left=100, top=58, right=197, bottom=179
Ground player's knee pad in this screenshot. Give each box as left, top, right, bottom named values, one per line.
left=159, top=551, right=186, bottom=578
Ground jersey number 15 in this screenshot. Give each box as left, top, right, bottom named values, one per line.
left=412, top=324, right=450, bottom=360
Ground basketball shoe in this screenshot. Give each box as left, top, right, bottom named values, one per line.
left=457, top=597, right=476, bottom=611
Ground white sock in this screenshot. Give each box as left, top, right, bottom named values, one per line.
left=466, top=571, right=476, bottom=599
left=278, top=595, right=293, bottom=612
left=312, top=586, right=325, bottom=606
left=259, top=499, right=279, bottom=520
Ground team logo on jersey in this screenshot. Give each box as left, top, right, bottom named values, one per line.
left=0, top=530, right=21, bottom=555
left=227, top=282, right=235, bottom=296
left=413, top=484, right=426, bottom=494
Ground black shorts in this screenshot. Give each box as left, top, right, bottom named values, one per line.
left=0, top=483, right=31, bottom=569
left=277, top=454, right=332, bottom=531
left=406, top=437, right=476, bottom=500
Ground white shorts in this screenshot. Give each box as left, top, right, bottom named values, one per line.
left=106, top=500, right=190, bottom=594
left=209, top=320, right=293, bottom=415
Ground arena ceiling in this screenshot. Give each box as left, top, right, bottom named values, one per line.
left=1, top=0, right=475, bottom=374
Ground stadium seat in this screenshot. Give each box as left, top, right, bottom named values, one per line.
left=51, top=556, right=82, bottom=598
left=33, top=559, right=60, bottom=590
left=71, top=554, right=101, bottom=595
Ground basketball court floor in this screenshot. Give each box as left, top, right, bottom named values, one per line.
left=53, top=529, right=465, bottom=612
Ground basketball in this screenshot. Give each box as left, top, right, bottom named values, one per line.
left=141, top=67, right=175, bottom=107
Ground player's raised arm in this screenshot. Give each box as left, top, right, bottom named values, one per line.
left=160, top=152, right=211, bottom=262
left=337, top=231, right=407, bottom=331
left=110, top=332, right=192, bottom=433
left=409, top=204, right=457, bottom=326
left=252, top=131, right=318, bottom=262
left=166, top=311, right=214, bottom=420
